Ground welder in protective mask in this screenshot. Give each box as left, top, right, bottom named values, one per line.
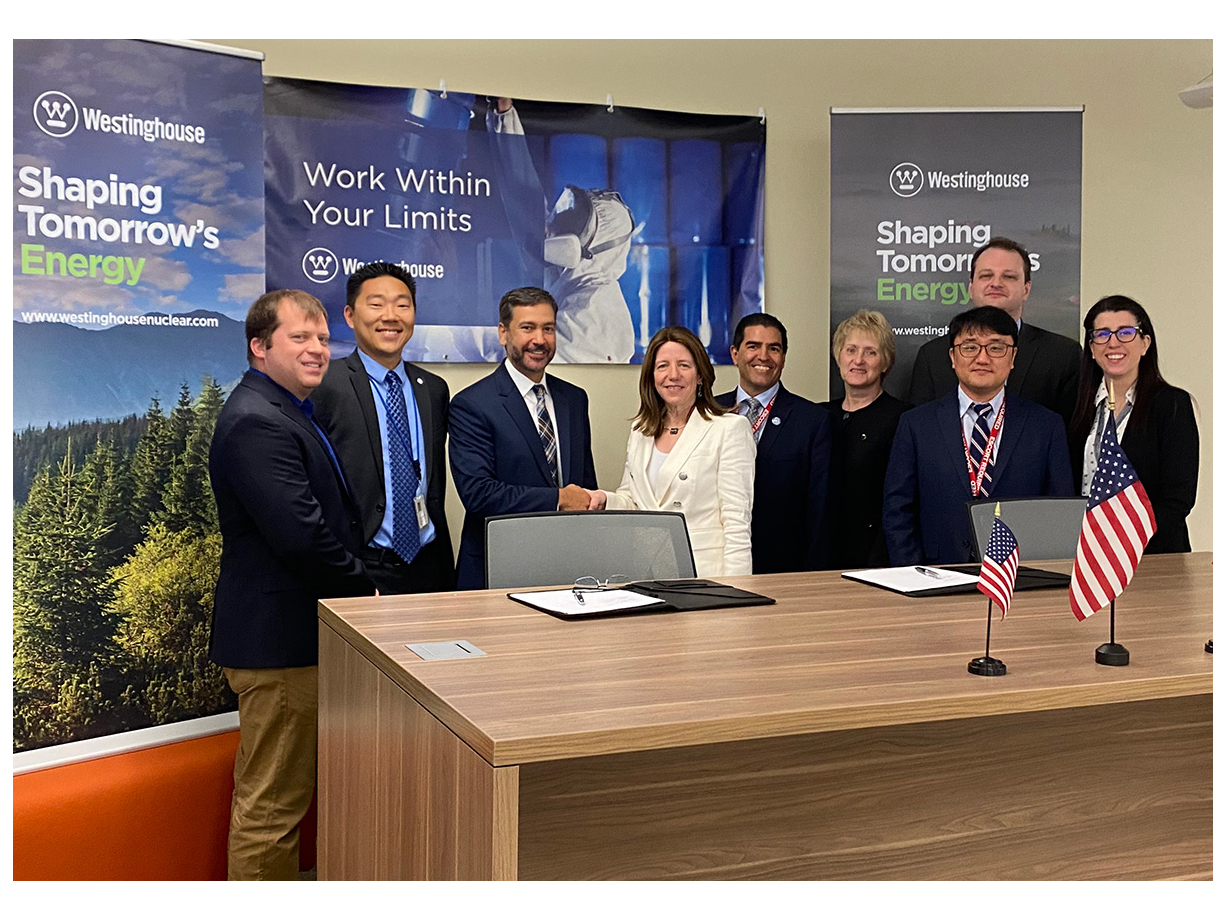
left=544, top=185, right=636, bottom=363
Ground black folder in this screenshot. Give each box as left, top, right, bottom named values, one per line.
left=624, top=579, right=776, bottom=611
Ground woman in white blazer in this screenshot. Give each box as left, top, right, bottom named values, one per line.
left=603, top=326, right=756, bottom=577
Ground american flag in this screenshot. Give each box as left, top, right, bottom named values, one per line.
left=1069, top=411, right=1156, bottom=621
left=977, top=510, right=1020, bottom=617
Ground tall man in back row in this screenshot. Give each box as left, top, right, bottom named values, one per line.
left=313, top=262, right=455, bottom=594
left=884, top=305, right=1074, bottom=565
left=907, top=236, right=1080, bottom=426
left=209, top=289, right=375, bottom=880
left=449, top=287, right=600, bottom=589
left=716, top=314, right=833, bottom=572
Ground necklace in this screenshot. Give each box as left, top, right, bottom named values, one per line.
left=667, top=422, right=686, bottom=435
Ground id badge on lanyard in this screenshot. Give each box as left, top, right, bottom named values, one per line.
left=962, top=400, right=1005, bottom=497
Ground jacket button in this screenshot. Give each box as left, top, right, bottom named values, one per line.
left=679, top=472, right=688, bottom=480
left=672, top=501, right=682, bottom=508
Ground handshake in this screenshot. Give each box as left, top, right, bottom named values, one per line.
left=559, top=483, right=607, bottom=512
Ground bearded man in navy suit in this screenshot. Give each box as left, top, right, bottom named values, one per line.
left=883, top=306, right=1074, bottom=566
left=716, top=314, right=833, bottom=573
left=449, top=287, right=600, bottom=589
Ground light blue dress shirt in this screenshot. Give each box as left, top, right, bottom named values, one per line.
left=356, top=350, right=435, bottom=551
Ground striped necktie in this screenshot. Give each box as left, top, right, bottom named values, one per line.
left=533, top=384, right=561, bottom=486
left=968, top=402, right=994, bottom=497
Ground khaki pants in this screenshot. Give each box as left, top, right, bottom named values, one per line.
left=223, top=666, right=318, bottom=881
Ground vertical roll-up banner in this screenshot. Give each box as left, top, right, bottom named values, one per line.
left=829, top=108, right=1083, bottom=399
left=263, top=80, right=766, bottom=364
left=12, top=40, right=264, bottom=759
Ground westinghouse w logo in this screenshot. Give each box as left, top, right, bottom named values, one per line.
left=890, top=162, right=924, bottom=198
left=302, top=247, right=339, bottom=284
left=33, top=91, right=79, bottom=138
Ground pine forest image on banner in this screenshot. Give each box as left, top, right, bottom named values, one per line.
left=263, top=79, right=766, bottom=365
left=12, top=40, right=265, bottom=752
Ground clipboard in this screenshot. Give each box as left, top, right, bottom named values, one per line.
left=842, top=564, right=1069, bottom=597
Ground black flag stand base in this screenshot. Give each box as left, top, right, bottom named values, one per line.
left=968, top=599, right=1006, bottom=676
left=968, top=656, right=1007, bottom=676
left=1095, top=599, right=1129, bottom=666
left=1095, top=642, right=1130, bottom=666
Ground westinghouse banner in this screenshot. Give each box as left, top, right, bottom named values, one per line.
left=12, top=39, right=264, bottom=753
left=829, top=108, right=1082, bottom=399
left=264, top=78, right=766, bottom=364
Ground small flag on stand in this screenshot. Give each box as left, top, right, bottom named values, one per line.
left=1069, top=405, right=1156, bottom=621
left=978, top=504, right=1020, bottom=618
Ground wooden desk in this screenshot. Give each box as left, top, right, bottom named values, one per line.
left=317, top=553, right=1213, bottom=880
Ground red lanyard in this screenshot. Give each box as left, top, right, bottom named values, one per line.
left=749, top=392, right=778, bottom=436
left=961, top=399, right=1005, bottom=497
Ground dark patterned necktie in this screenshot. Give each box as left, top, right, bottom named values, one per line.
left=384, top=370, right=421, bottom=564
left=968, top=402, right=994, bottom=497
left=533, top=384, right=561, bottom=486
left=741, top=396, right=763, bottom=443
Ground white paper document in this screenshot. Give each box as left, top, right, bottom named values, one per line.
left=508, top=588, right=667, bottom=617
left=842, top=565, right=979, bottom=595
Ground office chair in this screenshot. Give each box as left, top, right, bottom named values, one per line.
left=485, top=510, right=696, bottom=590
left=966, top=496, right=1088, bottom=562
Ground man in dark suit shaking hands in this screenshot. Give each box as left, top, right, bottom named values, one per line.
left=313, top=262, right=454, bottom=595
left=450, top=287, right=599, bottom=589
left=884, top=306, right=1074, bottom=565
left=209, top=289, right=375, bottom=880
left=907, top=237, right=1080, bottom=426
left=716, top=314, right=833, bottom=573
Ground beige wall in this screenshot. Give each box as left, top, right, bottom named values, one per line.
left=210, top=39, right=1213, bottom=552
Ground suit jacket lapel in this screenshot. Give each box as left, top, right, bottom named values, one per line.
left=496, top=365, right=555, bottom=484
left=1008, top=323, right=1040, bottom=394
left=549, top=373, right=573, bottom=481
left=345, top=351, right=385, bottom=480
left=405, top=362, right=435, bottom=491
left=940, top=391, right=973, bottom=499
left=992, top=394, right=1025, bottom=486
left=656, top=414, right=713, bottom=503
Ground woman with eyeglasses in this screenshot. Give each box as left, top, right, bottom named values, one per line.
left=1069, top=295, right=1199, bottom=553
left=603, top=326, right=755, bottom=577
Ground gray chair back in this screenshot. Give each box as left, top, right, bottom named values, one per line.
left=485, top=510, right=696, bottom=590
left=967, top=497, right=1088, bottom=562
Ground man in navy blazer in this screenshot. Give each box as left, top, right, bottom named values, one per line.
left=884, top=306, right=1074, bottom=566
left=313, top=262, right=454, bottom=595
left=449, top=287, right=599, bottom=589
left=716, top=314, right=833, bottom=572
left=209, top=290, right=375, bottom=879
left=907, top=237, right=1080, bottom=427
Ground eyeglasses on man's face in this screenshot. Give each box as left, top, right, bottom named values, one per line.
left=1089, top=326, right=1141, bottom=345
left=953, top=341, right=1015, bottom=359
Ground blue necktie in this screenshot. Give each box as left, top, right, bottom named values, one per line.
left=384, top=370, right=421, bottom=565
left=968, top=402, right=994, bottom=497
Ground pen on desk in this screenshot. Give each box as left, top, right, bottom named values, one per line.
left=914, top=566, right=944, bottom=580
left=572, top=589, right=585, bottom=605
